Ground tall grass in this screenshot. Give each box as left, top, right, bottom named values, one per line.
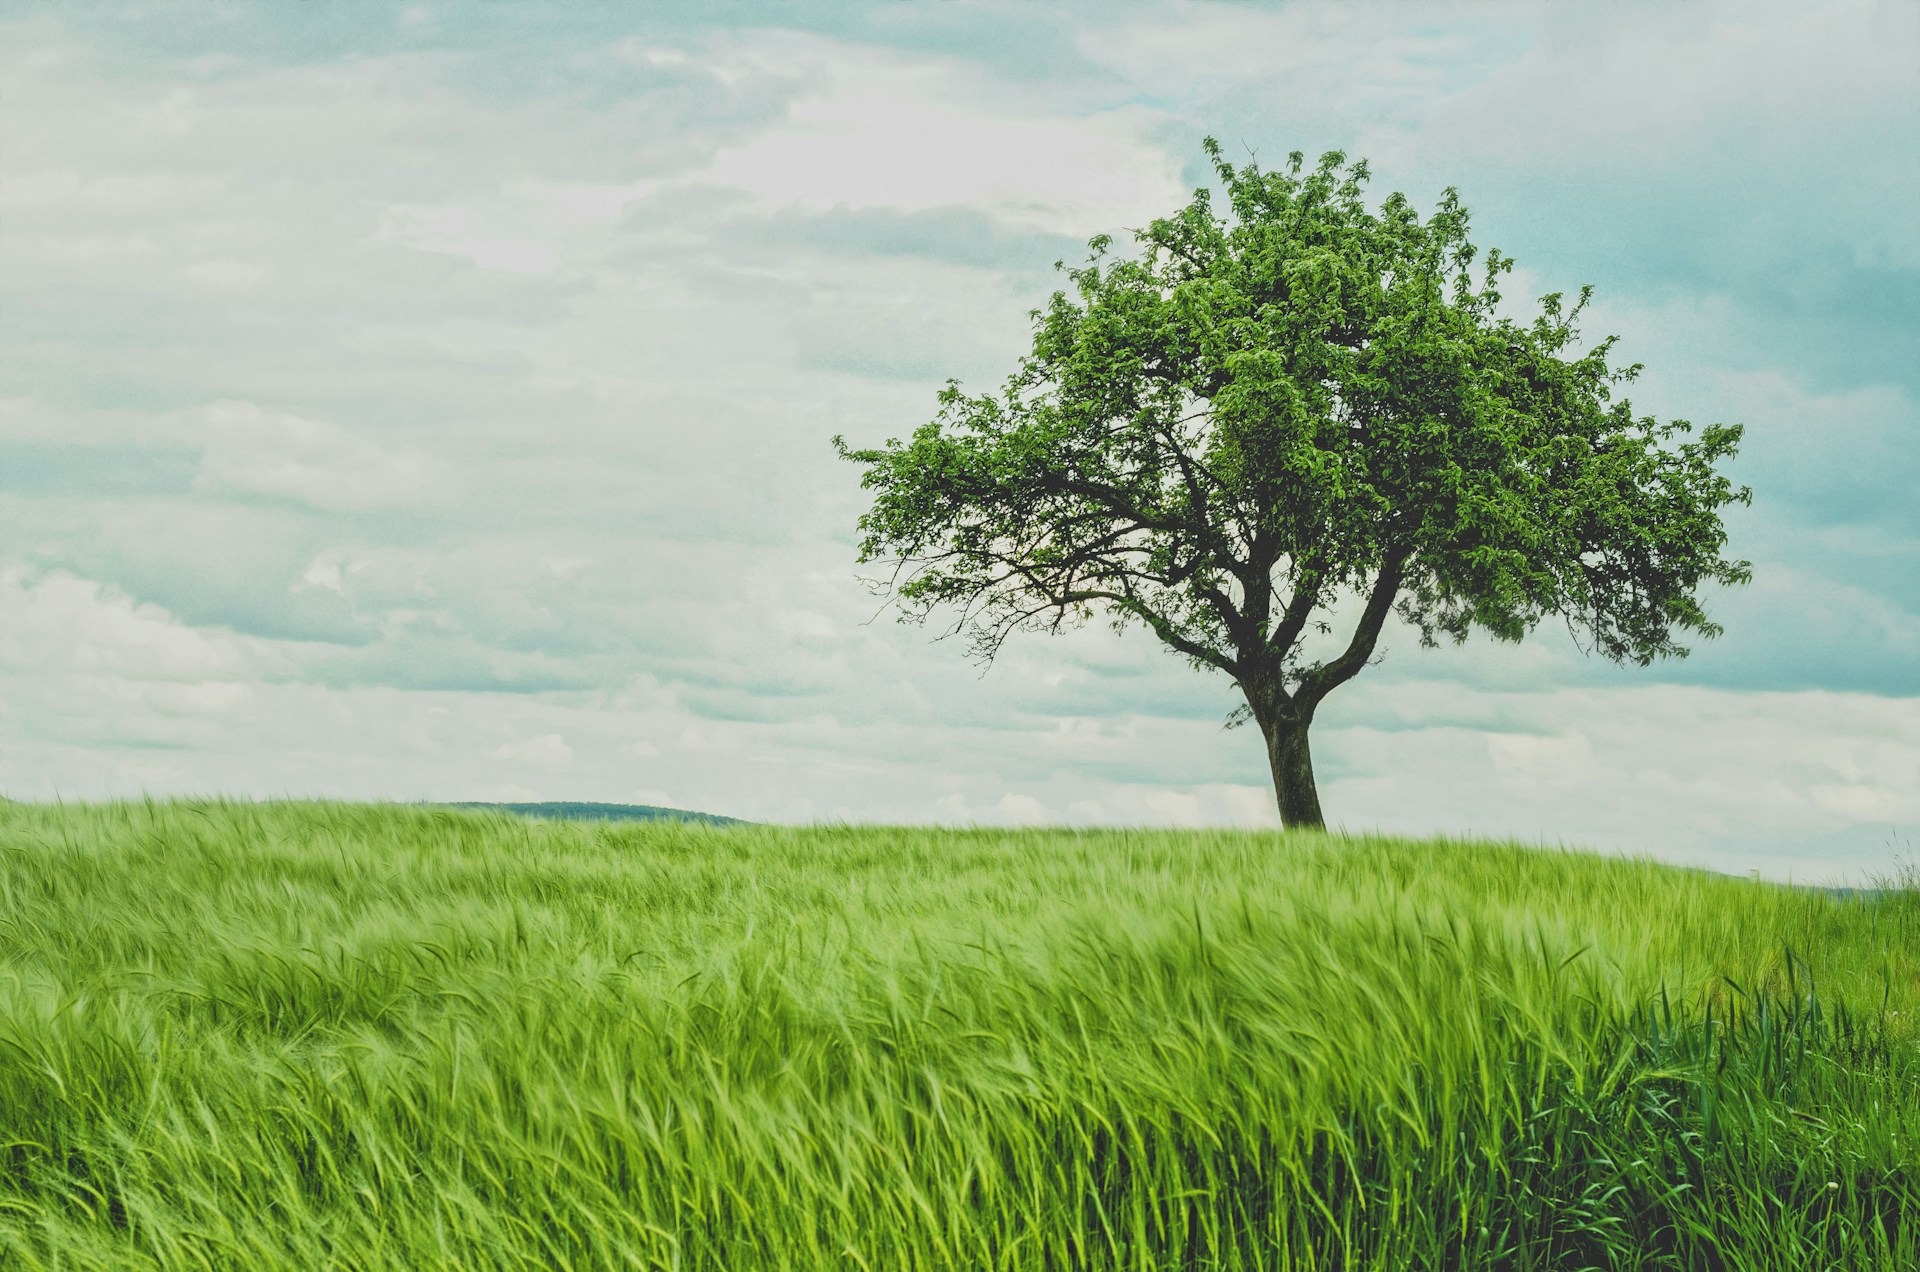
left=0, top=800, right=1914, bottom=1269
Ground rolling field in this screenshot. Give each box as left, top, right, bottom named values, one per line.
left=0, top=800, right=1915, bottom=1269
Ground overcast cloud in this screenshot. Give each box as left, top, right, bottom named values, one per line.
left=2, top=0, right=1914, bottom=880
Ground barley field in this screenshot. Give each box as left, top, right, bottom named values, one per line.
left=0, top=800, right=1914, bottom=1269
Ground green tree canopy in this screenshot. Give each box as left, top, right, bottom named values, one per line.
left=836, top=140, right=1751, bottom=828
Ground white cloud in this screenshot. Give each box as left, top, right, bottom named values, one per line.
left=0, top=566, right=308, bottom=745
left=676, top=719, right=745, bottom=756
left=296, top=555, right=353, bottom=597
left=1081, top=1, right=1501, bottom=105
left=0, top=567, right=248, bottom=681
left=994, top=792, right=1047, bottom=822
left=1142, top=789, right=1203, bottom=824
left=1485, top=731, right=1595, bottom=779
left=195, top=400, right=451, bottom=512
left=1377, top=0, right=1918, bottom=188
left=706, top=37, right=1183, bottom=235
left=182, top=259, right=268, bottom=290
left=492, top=733, right=573, bottom=767
left=1321, top=681, right=1920, bottom=877
left=147, top=680, right=254, bottom=718
left=377, top=177, right=661, bottom=275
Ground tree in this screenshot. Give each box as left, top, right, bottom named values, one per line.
left=834, top=141, right=1751, bottom=830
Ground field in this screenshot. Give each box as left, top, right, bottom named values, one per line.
left=1, top=801, right=1916, bottom=1270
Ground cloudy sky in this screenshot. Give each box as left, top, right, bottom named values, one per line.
left=3, top=0, right=1915, bottom=879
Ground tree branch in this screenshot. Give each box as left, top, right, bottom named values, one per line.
left=1264, top=555, right=1326, bottom=661
left=1297, top=547, right=1409, bottom=708
left=944, top=544, right=1240, bottom=677
left=1099, top=583, right=1240, bottom=675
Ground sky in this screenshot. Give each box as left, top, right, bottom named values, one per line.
left=1, top=0, right=1915, bottom=880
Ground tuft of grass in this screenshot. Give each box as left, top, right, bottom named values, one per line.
left=0, top=799, right=1914, bottom=1269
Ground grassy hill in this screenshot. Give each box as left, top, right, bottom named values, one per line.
left=0, top=800, right=1915, bottom=1269
left=435, top=800, right=745, bottom=826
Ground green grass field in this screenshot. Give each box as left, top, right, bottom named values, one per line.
left=0, top=801, right=1915, bottom=1269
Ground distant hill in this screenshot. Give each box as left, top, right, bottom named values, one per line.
left=438, top=801, right=745, bottom=827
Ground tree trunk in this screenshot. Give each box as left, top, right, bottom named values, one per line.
left=1262, top=711, right=1324, bottom=831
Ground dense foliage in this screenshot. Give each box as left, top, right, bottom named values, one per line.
left=2, top=801, right=1914, bottom=1269
left=839, top=141, right=1751, bottom=826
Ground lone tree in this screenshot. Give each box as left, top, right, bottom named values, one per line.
left=836, top=141, right=1750, bottom=829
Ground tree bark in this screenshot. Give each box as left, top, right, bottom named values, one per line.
left=1263, top=711, right=1324, bottom=830
left=1243, top=672, right=1324, bottom=830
